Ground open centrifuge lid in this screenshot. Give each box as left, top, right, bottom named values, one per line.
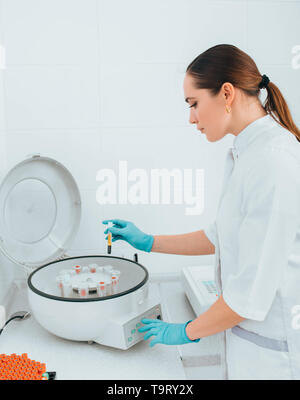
left=0, top=155, right=81, bottom=270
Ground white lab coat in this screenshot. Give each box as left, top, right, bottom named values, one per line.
left=204, top=114, right=300, bottom=380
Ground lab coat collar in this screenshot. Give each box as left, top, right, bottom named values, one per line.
left=232, top=113, right=276, bottom=158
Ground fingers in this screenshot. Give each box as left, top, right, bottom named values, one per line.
left=141, top=318, right=161, bottom=325
left=138, top=324, right=156, bottom=333
left=105, top=235, right=123, bottom=242
left=112, top=236, right=124, bottom=242
left=143, top=328, right=159, bottom=341
left=138, top=319, right=164, bottom=347
left=102, top=219, right=128, bottom=228
left=138, top=319, right=161, bottom=333
left=105, top=226, right=123, bottom=235
left=104, top=228, right=120, bottom=235
left=149, top=338, right=161, bottom=348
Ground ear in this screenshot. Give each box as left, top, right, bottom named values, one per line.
left=221, top=82, right=235, bottom=105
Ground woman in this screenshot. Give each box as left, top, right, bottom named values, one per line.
left=103, top=44, right=300, bottom=380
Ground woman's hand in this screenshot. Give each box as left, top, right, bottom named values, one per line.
left=102, top=219, right=154, bottom=252
left=138, top=318, right=200, bottom=347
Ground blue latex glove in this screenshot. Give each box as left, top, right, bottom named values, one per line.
left=138, top=318, right=200, bottom=347
left=102, top=219, right=154, bottom=252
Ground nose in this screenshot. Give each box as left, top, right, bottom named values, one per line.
left=189, top=108, right=198, bottom=125
left=189, top=113, right=198, bottom=125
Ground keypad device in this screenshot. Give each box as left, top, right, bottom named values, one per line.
left=124, top=305, right=162, bottom=347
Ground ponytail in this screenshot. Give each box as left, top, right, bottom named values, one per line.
left=264, top=81, right=300, bottom=142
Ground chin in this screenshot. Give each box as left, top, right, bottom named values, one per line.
left=204, top=135, right=216, bottom=143
left=205, top=132, right=224, bottom=143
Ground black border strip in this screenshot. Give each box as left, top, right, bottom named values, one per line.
left=28, top=255, right=149, bottom=302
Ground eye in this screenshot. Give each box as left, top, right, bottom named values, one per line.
left=189, top=102, right=197, bottom=108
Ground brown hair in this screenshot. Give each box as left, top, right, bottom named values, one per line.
left=186, top=44, right=300, bottom=142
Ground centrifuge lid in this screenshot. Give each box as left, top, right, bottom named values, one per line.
left=0, top=155, right=81, bottom=269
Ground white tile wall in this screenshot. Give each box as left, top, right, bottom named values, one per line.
left=0, top=0, right=298, bottom=291
left=4, top=66, right=99, bottom=130
left=98, top=0, right=247, bottom=64
left=1, top=0, right=98, bottom=66
left=99, top=63, right=189, bottom=127
left=246, top=1, right=300, bottom=66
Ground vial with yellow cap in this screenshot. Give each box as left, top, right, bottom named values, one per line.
left=107, top=222, right=112, bottom=254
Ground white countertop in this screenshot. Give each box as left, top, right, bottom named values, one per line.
left=0, top=276, right=222, bottom=380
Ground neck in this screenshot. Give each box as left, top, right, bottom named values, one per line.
left=229, top=103, right=267, bottom=136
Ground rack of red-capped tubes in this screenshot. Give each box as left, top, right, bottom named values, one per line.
left=0, top=353, right=49, bottom=380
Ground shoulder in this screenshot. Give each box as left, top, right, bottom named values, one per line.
left=245, top=130, right=300, bottom=185
left=241, top=137, right=300, bottom=208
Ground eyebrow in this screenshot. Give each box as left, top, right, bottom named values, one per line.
left=185, top=97, right=196, bottom=103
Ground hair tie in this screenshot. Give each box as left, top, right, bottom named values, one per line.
left=259, top=74, right=270, bottom=89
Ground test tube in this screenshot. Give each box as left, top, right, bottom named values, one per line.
left=111, top=276, right=117, bottom=294
left=107, top=222, right=112, bottom=254
left=116, top=277, right=120, bottom=294
left=74, top=265, right=81, bottom=275
left=114, top=276, right=120, bottom=294
left=111, top=269, right=121, bottom=279
left=82, top=266, right=89, bottom=274
left=97, top=281, right=106, bottom=297
left=106, top=279, right=112, bottom=296
left=79, top=282, right=88, bottom=298
left=56, top=276, right=64, bottom=297
left=89, top=264, right=97, bottom=273
left=62, top=275, right=72, bottom=298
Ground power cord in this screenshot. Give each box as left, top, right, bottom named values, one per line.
left=0, top=311, right=31, bottom=336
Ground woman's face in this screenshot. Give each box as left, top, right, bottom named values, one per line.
left=183, top=73, right=230, bottom=142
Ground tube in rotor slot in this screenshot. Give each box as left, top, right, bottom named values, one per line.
left=97, top=281, right=106, bottom=297
left=79, top=282, right=88, bottom=298
left=105, top=279, right=112, bottom=296
left=89, top=264, right=97, bottom=273
left=111, top=276, right=117, bottom=294
left=111, top=269, right=121, bottom=279
left=62, top=275, right=72, bottom=297
left=74, top=265, right=81, bottom=275
left=56, top=276, right=64, bottom=297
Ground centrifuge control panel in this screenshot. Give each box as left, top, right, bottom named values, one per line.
left=124, top=304, right=162, bottom=348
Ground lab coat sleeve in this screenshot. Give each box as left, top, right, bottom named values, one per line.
left=222, top=150, right=300, bottom=321
left=203, top=220, right=217, bottom=247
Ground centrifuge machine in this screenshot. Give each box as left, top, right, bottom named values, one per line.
left=0, top=155, right=162, bottom=350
